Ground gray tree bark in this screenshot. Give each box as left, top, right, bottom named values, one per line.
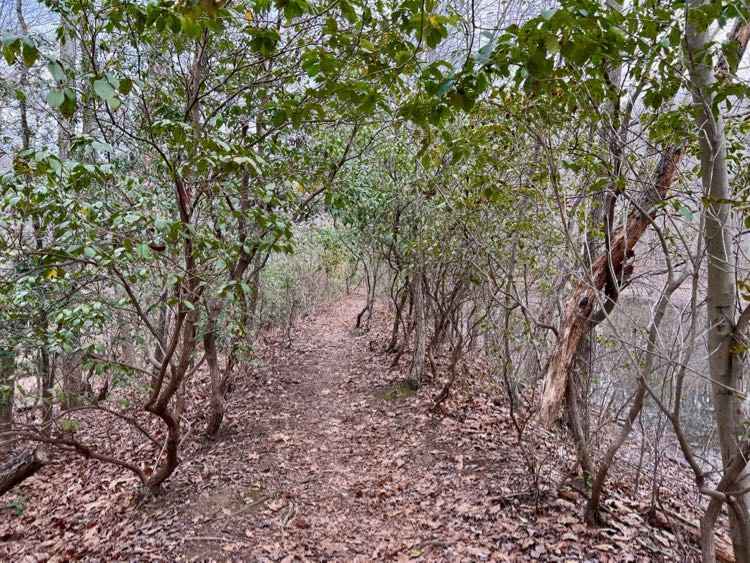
left=686, top=5, right=750, bottom=560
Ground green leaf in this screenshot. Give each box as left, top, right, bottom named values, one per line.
left=60, top=88, right=77, bottom=118
left=248, top=28, right=280, bottom=56
left=340, top=1, right=357, bottom=24
left=136, top=243, right=152, bottom=259
left=544, top=35, right=560, bottom=55
left=119, top=78, right=133, bottom=95
left=48, top=157, right=62, bottom=176
left=276, top=0, right=309, bottom=21
left=94, top=79, right=116, bottom=101
left=46, top=89, right=64, bottom=109
left=21, top=41, right=38, bottom=67
left=91, top=140, right=114, bottom=153
left=358, top=90, right=378, bottom=113
left=48, top=60, right=65, bottom=82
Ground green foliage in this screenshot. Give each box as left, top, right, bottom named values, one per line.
left=259, top=225, right=350, bottom=326
left=0, top=0, right=461, bottom=488
left=7, top=497, right=28, bottom=517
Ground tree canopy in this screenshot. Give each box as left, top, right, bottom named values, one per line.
left=3, top=0, right=750, bottom=560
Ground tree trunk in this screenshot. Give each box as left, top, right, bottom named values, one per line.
left=407, top=268, right=426, bottom=389
left=44, top=13, right=78, bottom=423
left=58, top=22, right=77, bottom=159
left=565, top=368, right=595, bottom=480
left=151, top=290, right=169, bottom=392
left=687, top=7, right=750, bottom=560
left=585, top=268, right=683, bottom=523
left=568, top=0, right=624, bottom=468
left=60, top=347, right=85, bottom=411
left=537, top=144, right=684, bottom=426
left=701, top=444, right=750, bottom=563
left=80, top=29, right=97, bottom=137
left=432, top=322, right=463, bottom=409
left=387, top=284, right=408, bottom=353
left=356, top=260, right=372, bottom=329
left=0, top=348, right=15, bottom=447
left=205, top=299, right=224, bottom=436
left=538, top=17, right=750, bottom=428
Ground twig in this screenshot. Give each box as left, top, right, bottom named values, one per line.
left=281, top=502, right=296, bottom=528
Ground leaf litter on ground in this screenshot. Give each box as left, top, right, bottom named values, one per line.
left=0, top=294, right=730, bottom=561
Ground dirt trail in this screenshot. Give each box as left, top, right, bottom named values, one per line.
left=177, top=294, right=451, bottom=560
left=169, top=294, right=689, bottom=562
left=1, top=293, right=706, bottom=561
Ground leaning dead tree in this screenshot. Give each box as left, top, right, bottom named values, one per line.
left=537, top=144, right=683, bottom=426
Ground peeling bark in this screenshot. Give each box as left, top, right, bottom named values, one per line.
left=538, top=145, right=684, bottom=426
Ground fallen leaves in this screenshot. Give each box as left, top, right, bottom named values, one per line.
left=292, top=517, right=310, bottom=529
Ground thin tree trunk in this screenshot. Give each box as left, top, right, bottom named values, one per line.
left=152, top=290, right=169, bottom=391
left=391, top=305, right=414, bottom=368
left=687, top=7, right=750, bottom=559
left=58, top=22, right=76, bottom=159
left=205, top=299, right=224, bottom=436
left=432, top=327, right=463, bottom=409
left=701, top=444, right=750, bottom=563
left=60, top=351, right=85, bottom=410
left=356, top=261, right=372, bottom=329
left=0, top=349, right=14, bottom=446
left=143, top=30, right=209, bottom=490
left=387, top=284, right=408, bottom=353
left=566, top=370, right=595, bottom=480
left=538, top=144, right=684, bottom=427
left=2, top=0, right=33, bottom=443
left=585, top=269, right=684, bottom=523
left=80, top=28, right=96, bottom=137
left=364, top=261, right=378, bottom=331
left=407, top=268, right=426, bottom=389
left=41, top=12, right=78, bottom=425
left=568, top=0, right=624, bottom=470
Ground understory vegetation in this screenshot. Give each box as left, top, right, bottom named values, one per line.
left=3, top=0, right=750, bottom=560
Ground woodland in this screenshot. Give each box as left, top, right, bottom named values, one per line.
left=2, top=0, right=750, bottom=560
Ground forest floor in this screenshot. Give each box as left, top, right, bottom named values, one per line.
left=0, top=293, right=726, bottom=561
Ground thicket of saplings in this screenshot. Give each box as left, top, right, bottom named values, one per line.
left=1, top=224, right=352, bottom=492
